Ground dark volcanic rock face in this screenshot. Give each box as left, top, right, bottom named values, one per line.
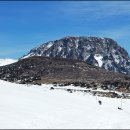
left=0, top=56, right=130, bottom=88
left=22, top=36, right=130, bottom=75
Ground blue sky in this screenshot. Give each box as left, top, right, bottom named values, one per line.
left=0, top=1, right=130, bottom=59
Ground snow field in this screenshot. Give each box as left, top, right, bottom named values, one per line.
left=0, top=80, right=130, bottom=129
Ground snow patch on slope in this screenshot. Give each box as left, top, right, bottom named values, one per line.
left=58, top=46, right=62, bottom=52
left=94, top=54, right=103, bottom=67
left=46, top=42, right=53, bottom=49
left=21, top=53, right=34, bottom=59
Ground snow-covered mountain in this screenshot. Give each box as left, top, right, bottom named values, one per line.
left=0, top=59, right=17, bottom=66
left=22, top=36, right=130, bottom=75
left=0, top=79, right=130, bottom=129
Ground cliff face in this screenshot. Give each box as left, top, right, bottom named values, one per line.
left=22, top=36, right=130, bottom=75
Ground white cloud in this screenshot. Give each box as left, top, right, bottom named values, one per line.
left=60, top=1, right=130, bottom=19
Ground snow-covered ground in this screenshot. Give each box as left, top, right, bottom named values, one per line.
left=0, top=80, right=130, bottom=129
left=0, top=59, right=17, bottom=66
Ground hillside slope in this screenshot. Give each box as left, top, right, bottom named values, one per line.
left=0, top=56, right=130, bottom=92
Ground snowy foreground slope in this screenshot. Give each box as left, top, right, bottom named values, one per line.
left=0, top=80, right=130, bottom=129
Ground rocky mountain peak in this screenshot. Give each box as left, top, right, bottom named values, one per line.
left=21, top=36, right=130, bottom=75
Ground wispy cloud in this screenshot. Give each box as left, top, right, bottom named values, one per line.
left=59, top=1, right=130, bottom=44
left=60, top=1, right=130, bottom=19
